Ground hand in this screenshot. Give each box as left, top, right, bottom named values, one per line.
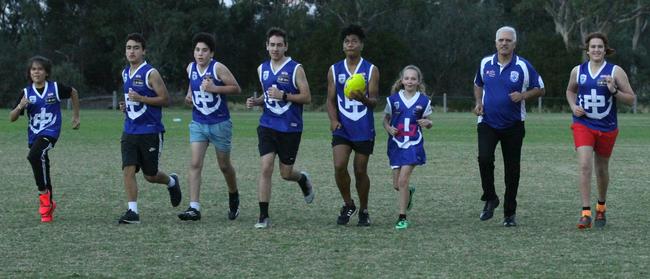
left=349, top=90, right=364, bottom=101
left=16, top=97, right=29, bottom=110
left=184, top=93, right=193, bottom=106
left=417, top=118, right=432, bottom=129
left=386, top=126, right=398, bottom=136
left=127, top=88, right=143, bottom=103
left=474, top=103, right=483, bottom=116
left=509, top=91, right=524, bottom=103
left=200, top=77, right=213, bottom=92
left=330, top=120, right=341, bottom=131
left=572, top=105, right=585, bottom=117
left=246, top=97, right=257, bottom=109
left=603, top=75, right=617, bottom=94
left=71, top=117, right=80, bottom=129
left=267, top=86, right=283, bottom=100
left=118, top=101, right=126, bottom=112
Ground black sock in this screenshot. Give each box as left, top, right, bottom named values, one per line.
left=399, top=214, right=407, bottom=220
left=259, top=202, right=269, bottom=219
left=582, top=206, right=591, bottom=211
left=297, top=174, right=309, bottom=195
left=597, top=200, right=605, bottom=205
left=229, top=192, right=239, bottom=210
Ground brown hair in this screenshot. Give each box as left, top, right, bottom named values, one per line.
left=584, top=32, right=615, bottom=56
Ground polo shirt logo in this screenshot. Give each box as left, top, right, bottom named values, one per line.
left=486, top=70, right=496, bottom=78
left=510, top=71, right=519, bottom=82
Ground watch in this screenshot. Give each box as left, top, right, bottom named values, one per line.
left=282, top=92, right=288, bottom=102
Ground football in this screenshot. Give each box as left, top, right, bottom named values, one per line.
left=344, top=73, right=366, bottom=98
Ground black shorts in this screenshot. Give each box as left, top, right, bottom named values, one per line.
left=257, top=126, right=301, bottom=165
left=121, top=132, right=163, bottom=176
left=331, top=135, right=374, bottom=155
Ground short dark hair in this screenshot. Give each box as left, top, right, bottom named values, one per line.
left=584, top=32, right=615, bottom=56
left=192, top=32, right=216, bottom=52
left=341, top=24, right=365, bottom=42
left=126, top=33, right=146, bottom=49
left=26, top=56, right=52, bottom=82
left=266, top=27, right=287, bottom=44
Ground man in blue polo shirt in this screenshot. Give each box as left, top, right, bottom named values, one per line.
left=473, top=26, right=544, bottom=227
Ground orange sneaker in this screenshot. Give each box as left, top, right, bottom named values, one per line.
left=577, top=209, right=592, bottom=229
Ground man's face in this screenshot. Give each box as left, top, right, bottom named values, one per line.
left=266, top=35, right=287, bottom=61
left=343, top=34, right=363, bottom=57
left=587, top=38, right=605, bottom=62
left=495, top=31, right=516, bottom=57
left=194, top=42, right=214, bottom=66
left=125, top=40, right=145, bottom=64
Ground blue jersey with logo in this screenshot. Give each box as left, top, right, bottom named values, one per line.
left=573, top=61, right=618, bottom=131
left=385, top=91, right=432, bottom=167
left=474, top=54, right=544, bottom=129
left=122, top=61, right=165, bottom=134
left=23, top=81, right=62, bottom=145
left=188, top=59, right=229, bottom=124
left=258, top=58, right=303, bottom=132
left=331, top=58, right=375, bottom=141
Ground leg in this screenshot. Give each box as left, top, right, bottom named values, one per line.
left=576, top=146, right=594, bottom=208
left=500, top=122, right=525, bottom=217
left=332, top=144, right=353, bottom=205
left=396, top=165, right=415, bottom=215
left=353, top=152, right=371, bottom=211
left=123, top=166, right=138, bottom=202
left=258, top=153, right=275, bottom=203
left=189, top=142, right=209, bottom=203
left=216, top=151, right=238, bottom=194
left=594, top=154, right=610, bottom=203
left=27, top=137, right=55, bottom=194
left=477, top=123, right=499, bottom=201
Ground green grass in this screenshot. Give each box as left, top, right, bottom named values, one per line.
left=1, top=109, right=649, bottom=278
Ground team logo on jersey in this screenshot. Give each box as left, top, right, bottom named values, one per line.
left=510, top=71, right=519, bottom=82
left=29, top=96, right=37, bottom=104
left=579, top=74, right=587, bottom=85
left=263, top=71, right=269, bottom=80
left=191, top=71, right=198, bottom=80
left=29, top=107, right=57, bottom=134
left=580, top=89, right=613, bottom=120
left=45, top=93, right=57, bottom=104
left=122, top=72, right=128, bottom=83
left=278, top=72, right=291, bottom=84
left=393, top=102, right=400, bottom=111
left=133, top=75, right=145, bottom=87
left=124, top=93, right=147, bottom=119
left=338, top=74, right=347, bottom=84
left=193, top=90, right=221, bottom=115
left=392, top=118, right=422, bottom=149
left=337, top=95, right=367, bottom=121
left=486, top=70, right=496, bottom=78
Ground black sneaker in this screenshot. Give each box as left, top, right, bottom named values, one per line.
left=479, top=198, right=500, bottom=221
left=118, top=209, right=140, bottom=224
left=357, top=209, right=371, bottom=227
left=503, top=214, right=517, bottom=227
left=336, top=204, right=357, bottom=225
left=178, top=207, right=201, bottom=221
left=168, top=173, right=182, bottom=207
left=228, top=197, right=240, bottom=220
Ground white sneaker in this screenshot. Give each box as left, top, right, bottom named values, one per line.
left=301, top=171, right=315, bottom=204
left=254, top=217, right=271, bottom=229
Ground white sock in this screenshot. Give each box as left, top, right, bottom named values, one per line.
left=167, top=176, right=176, bottom=187
left=190, top=202, right=200, bottom=211
left=128, top=202, right=138, bottom=213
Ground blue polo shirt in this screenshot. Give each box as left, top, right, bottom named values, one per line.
left=474, top=54, right=544, bottom=129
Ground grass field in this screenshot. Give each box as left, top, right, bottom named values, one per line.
left=1, top=109, right=649, bottom=278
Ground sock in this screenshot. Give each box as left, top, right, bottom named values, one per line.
left=399, top=214, right=407, bottom=220
left=259, top=202, right=269, bottom=219
left=190, top=202, right=200, bottom=211
left=128, top=202, right=138, bottom=213
left=581, top=208, right=591, bottom=217
left=596, top=201, right=606, bottom=212
left=229, top=192, right=239, bottom=210
left=297, top=174, right=309, bottom=195
left=167, top=176, right=176, bottom=187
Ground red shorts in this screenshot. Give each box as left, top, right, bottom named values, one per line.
left=571, top=122, right=618, bottom=157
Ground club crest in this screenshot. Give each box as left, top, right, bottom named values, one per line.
left=338, top=74, right=347, bottom=84
left=579, top=74, right=587, bottom=85
left=262, top=70, right=269, bottom=80
left=510, top=71, right=519, bottom=83
left=191, top=71, right=198, bottom=80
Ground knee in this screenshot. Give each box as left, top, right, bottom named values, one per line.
left=353, top=168, right=367, bottom=178
left=27, top=151, right=41, bottom=163
left=280, top=169, right=293, bottom=180
left=219, top=163, right=233, bottom=174
left=579, top=162, right=592, bottom=176
left=143, top=174, right=157, bottom=183
left=477, top=155, right=494, bottom=165
left=334, top=163, right=347, bottom=175
left=189, top=160, right=203, bottom=171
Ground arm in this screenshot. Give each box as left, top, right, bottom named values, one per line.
left=351, top=66, right=379, bottom=108
left=510, top=87, right=544, bottom=103
left=473, top=85, right=483, bottom=116
left=203, top=63, right=241, bottom=95
left=9, top=95, right=28, bottom=122
left=417, top=116, right=433, bottom=129
left=286, top=65, right=311, bottom=104
left=326, top=67, right=340, bottom=131
left=246, top=66, right=266, bottom=108
left=70, top=87, right=80, bottom=129
left=128, top=69, right=169, bottom=107
left=383, top=113, right=397, bottom=136
left=565, top=66, right=585, bottom=117
left=611, top=66, right=636, bottom=106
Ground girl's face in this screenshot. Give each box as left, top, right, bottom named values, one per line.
left=401, top=69, right=420, bottom=92
left=587, top=38, right=606, bottom=62
left=30, top=62, right=47, bottom=84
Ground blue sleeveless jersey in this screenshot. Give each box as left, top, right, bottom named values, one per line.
left=189, top=59, right=230, bottom=124
left=573, top=61, right=618, bottom=131
left=23, top=81, right=62, bottom=145
left=331, top=58, right=375, bottom=141
left=385, top=91, right=432, bottom=167
left=258, top=58, right=303, bottom=132
left=121, top=62, right=165, bottom=134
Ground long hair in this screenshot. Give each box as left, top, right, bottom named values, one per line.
left=26, top=55, right=52, bottom=83
left=390, top=65, right=426, bottom=94
left=584, top=32, right=615, bottom=56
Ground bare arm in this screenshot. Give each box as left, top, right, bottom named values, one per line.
left=351, top=66, right=379, bottom=108
left=326, top=67, right=340, bottom=131
left=204, top=63, right=241, bottom=95
left=383, top=113, right=397, bottom=136
left=70, top=88, right=80, bottom=129
left=9, top=95, right=28, bottom=122
left=287, top=65, right=311, bottom=104
left=565, top=66, right=585, bottom=117
left=611, top=66, right=636, bottom=106
left=473, top=85, right=483, bottom=116
left=128, top=69, right=169, bottom=107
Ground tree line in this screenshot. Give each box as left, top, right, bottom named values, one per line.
left=1, top=0, right=648, bottom=110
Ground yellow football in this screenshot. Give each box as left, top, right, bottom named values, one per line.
left=344, top=73, right=366, bottom=98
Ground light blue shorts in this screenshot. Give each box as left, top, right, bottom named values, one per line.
left=189, top=120, right=232, bottom=152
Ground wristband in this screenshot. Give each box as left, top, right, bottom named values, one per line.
left=282, top=92, right=287, bottom=102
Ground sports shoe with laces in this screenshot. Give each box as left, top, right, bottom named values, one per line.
left=407, top=186, right=416, bottom=211
left=39, top=191, right=56, bottom=222
left=577, top=215, right=592, bottom=229
left=168, top=173, right=182, bottom=207
left=503, top=215, right=517, bottom=227
left=395, top=218, right=409, bottom=230
left=336, top=204, right=357, bottom=225
left=357, top=209, right=371, bottom=227
left=118, top=209, right=140, bottom=224
left=228, top=208, right=240, bottom=220
left=301, top=171, right=314, bottom=204
left=594, top=210, right=606, bottom=228
left=178, top=207, right=201, bottom=221
left=479, top=198, right=500, bottom=221
left=254, top=216, right=270, bottom=229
